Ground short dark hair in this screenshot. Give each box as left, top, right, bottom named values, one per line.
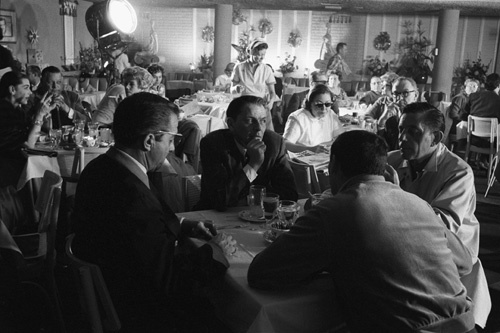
left=329, top=71, right=343, bottom=82
left=27, top=65, right=41, bottom=77
left=226, top=95, right=266, bottom=120
left=304, top=84, right=335, bottom=111
left=485, top=73, right=500, bottom=91
left=41, top=66, right=61, bottom=80
left=113, top=92, right=179, bottom=146
left=0, top=71, right=27, bottom=98
left=336, top=42, right=347, bottom=53
left=147, top=63, right=164, bottom=76
left=401, top=102, right=445, bottom=133
left=393, top=77, right=417, bottom=90
left=330, top=131, right=388, bottom=179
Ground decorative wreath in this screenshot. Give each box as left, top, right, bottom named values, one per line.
left=288, top=30, right=302, bottom=48
left=232, top=8, right=247, bottom=25
left=202, top=25, right=215, bottom=43
left=373, top=32, right=391, bottom=52
left=258, top=18, right=273, bottom=37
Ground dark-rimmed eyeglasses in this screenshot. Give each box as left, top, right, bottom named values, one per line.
left=393, top=90, right=415, bottom=98
left=154, top=130, right=182, bottom=137
left=313, top=80, right=327, bottom=85
left=314, top=102, right=333, bottom=109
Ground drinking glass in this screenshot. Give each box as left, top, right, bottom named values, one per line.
left=276, top=200, right=299, bottom=229
left=74, top=119, right=86, bottom=131
left=88, top=123, right=99, bottom=140
left=262, top=193, right=280, bottom=228
left=61, top=125, right=74, bottom=145
left=49, top=129, right=62, bottom=149
left=72, top=128, right=83, bottom=146
left=99, top=128, right=112, bottom=144
left=310, top=193, right=323, bottom=207
left=247, top=185, right=266, bottom=219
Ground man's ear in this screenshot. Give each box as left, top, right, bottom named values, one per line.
left=226, top=117, right=234, bottom=131
left=143, top=134, right=155, bottom=152
left=8, top=85, right=15, bottom=96
left=432, top=130, right=444, bottom=145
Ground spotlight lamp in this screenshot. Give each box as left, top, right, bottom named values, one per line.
left=85, top=0, right=137, bottom=51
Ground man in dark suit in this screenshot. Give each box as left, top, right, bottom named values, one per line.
left=283, top=71, right=339, bottom=125
left=72, top=93, right=219, bottom=331
left=198, top=95, right=298, bottom=211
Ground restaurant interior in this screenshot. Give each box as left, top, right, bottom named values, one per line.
left=1, top=0, right=500, bottom=332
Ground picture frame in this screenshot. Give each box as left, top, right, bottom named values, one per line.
left=0, top=9, right=17, bottom=43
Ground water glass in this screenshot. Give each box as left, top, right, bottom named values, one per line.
left=99, top=128, right=112, bottom=144
left=88, top=123, right=99, bottom=140
left=248, top=185, right=266, bottom=218
left=72, top=128, right=83, bottom=146
left=262, top=193, right=280, bottom=228
left=61, top=125, right=74, bottom=145
left=276, top=200, right=299, bottom=228
left=49, top=129, right=62, bottom=149
left=74, top=119, right=86, bottom=131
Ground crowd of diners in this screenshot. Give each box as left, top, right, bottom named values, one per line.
left=0, top=37, right=498, bottom=332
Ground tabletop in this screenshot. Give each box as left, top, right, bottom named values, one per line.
left=177, top=207, right=345, bottom=333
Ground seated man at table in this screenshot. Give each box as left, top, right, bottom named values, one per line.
left=72, top=92, right=226, bottom=332
left=359, top=75, right=383, bottom=106
left=248, top=130, right=476, bottom=333
left=93, top=66, right=155, bottom=125
left=28, top=66, right=89, bottom=129
left=197, top=95, right=298, bottom=211
left=387, top=102, right=491, bottom=328
left=283, top=71, right=339, bottom=124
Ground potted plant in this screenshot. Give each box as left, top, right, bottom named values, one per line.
left=279, top=53, right=298, bottom=77
left=364, top=56, right=389, bottom=77
left=395, top=20, right=433, bottom=84
left=79, top=42, right=102, bottom=78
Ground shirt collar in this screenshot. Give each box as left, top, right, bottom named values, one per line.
left=399, top=143, right=444, bottom=173
left=113, top=147, right=148, bottom=175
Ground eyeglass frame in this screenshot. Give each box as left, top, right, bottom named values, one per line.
left=313, top=102, right=334, bottom=109
left=393, top=90, right=416, bottom=99
left=153, top=130, right=182, bottom=137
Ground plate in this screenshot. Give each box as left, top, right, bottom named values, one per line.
left=238, top=210, right=266, bottom=223
left=263, top=230, right=276, bottom=244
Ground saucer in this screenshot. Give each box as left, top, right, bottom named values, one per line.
left=238, top=210, right=265, bottom=223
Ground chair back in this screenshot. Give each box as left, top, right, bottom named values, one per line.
left=423, top=91, right=448, bottom=106
left=70, top=147, right=106, bottom=180
left=468, top=116, right=498, bottom=140
left=288, top=159, right=321, bottom=199
left=485, top=123, right=500, bottom=197
left=35, top=171, right=63, bottom=233
left=65, top=234, right=121, bottom=333
left=181, top=175, right=202, bottom=212
left=193, top=79, right=208, bottom=91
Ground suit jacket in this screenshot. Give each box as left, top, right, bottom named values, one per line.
left=198, top=129, right=298, bottom=211
left=72, top=147, right=180, bottom=301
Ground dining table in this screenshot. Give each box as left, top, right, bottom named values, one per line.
left=177, top=207, right=346, bottom=333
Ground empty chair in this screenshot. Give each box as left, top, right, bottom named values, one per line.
left=181, top=175, right=202, bottom=212
left=485, top=123, right=500, bottom=197
left=288, top=159, right=321, bottom=199
left=65, top=234, right=121, bottom=333
left=465, top=116, right=498, bottom=181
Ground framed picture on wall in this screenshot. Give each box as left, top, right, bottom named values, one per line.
left=0, top=9, right=17, bottom=43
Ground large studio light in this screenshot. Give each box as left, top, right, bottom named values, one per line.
left=85, top=0, right=137, bottom=50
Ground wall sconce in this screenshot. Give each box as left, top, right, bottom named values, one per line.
left=189, top=63, right=196, bottom=72
left=85, top=0, right=137, bottom=51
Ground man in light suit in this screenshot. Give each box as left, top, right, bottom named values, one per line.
left=198, top=95, right=297, bottom=211
left=72, top=93, right=222, bottom=332
left=387, top=102, right=491, bottom=329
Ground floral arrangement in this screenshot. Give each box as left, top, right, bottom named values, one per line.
left=454, top=56, right=491, bottom=86
left=201, top=25, right=214, bottom=43
left=79, top=42, right=101, bottom=75
left=258, top=18, right=273, bottom=38
left=279, top=53, right=298, bottom=74
left=198, top=53, right=214, bottom=71
left=287, top=30, right=302, bottom=48
left=395, top=20, right=433, bottom=82
left=232, top=26, right=255, bottom=62
left=232, top=8, right=247, bottom=25
left=364, top=56, right=389, bottom=77
left=373, top=31, right=391, bottom=52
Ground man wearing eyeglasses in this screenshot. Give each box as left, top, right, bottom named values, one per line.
left=72, top=93, right=223, bottom=331
left=283, top=71, right=339, bottom=125
left=359, top=76, right=383, bottom=106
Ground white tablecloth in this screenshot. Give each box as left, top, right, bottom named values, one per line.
left=177, top=207, right=345, bottom=333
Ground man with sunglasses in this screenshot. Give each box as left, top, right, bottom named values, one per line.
left=72, top=93, right=222, bottom=331
left=283, top=71, right=339, bottom=125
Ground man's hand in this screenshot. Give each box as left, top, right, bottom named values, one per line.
left=182, top=219, right=217, bottom=241
left=36, top=92, right=58, bottom=119
left=246, top=138, right=266, bottom=171
left=53, top=94, right=71, bottom=114
left=378, top=103, right=399, bottom=128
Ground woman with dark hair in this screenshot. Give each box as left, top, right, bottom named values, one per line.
left=327, top=71, right=353, bottom=107
left=283, top=84, right=343, bottom=153
left=147, top=63, right=166, bottom=98
left=231, top=38, right=277, bottom=130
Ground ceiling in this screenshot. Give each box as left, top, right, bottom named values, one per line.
left=107, top=0, right=500, bottom=17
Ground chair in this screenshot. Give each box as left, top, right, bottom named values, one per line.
left=11, top=170, right=65, bottom=332
left=98, top=77, right=108, bottom=92
left=288, top=159, right=321, bottom=199
left=181, top=175, right=202, bottom=212
left=70, top=147, right=106, bottom=181
left=193, top=79, right=208, bottom=91
left=65, top=234, right=121, bottom=333
left=465, top=116, right=498, bottom=181
left=89, top=77, right=99, bottom=91
left=485, top=124, right=500, bottom=197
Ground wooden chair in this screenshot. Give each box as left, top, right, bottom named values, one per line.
left=65, top=234, right=121, bottom=333
left=11, top=170, right=65, bottom=332
left=288, top=159, right=321, bottom=199
left=181, top=175, right=202, bottom=212
left=485, top=124, right=500, bottom=197
left=465, top=116, right=498, bottom=181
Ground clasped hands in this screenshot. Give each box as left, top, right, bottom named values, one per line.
left=181, top=219, right=217, bottom=241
